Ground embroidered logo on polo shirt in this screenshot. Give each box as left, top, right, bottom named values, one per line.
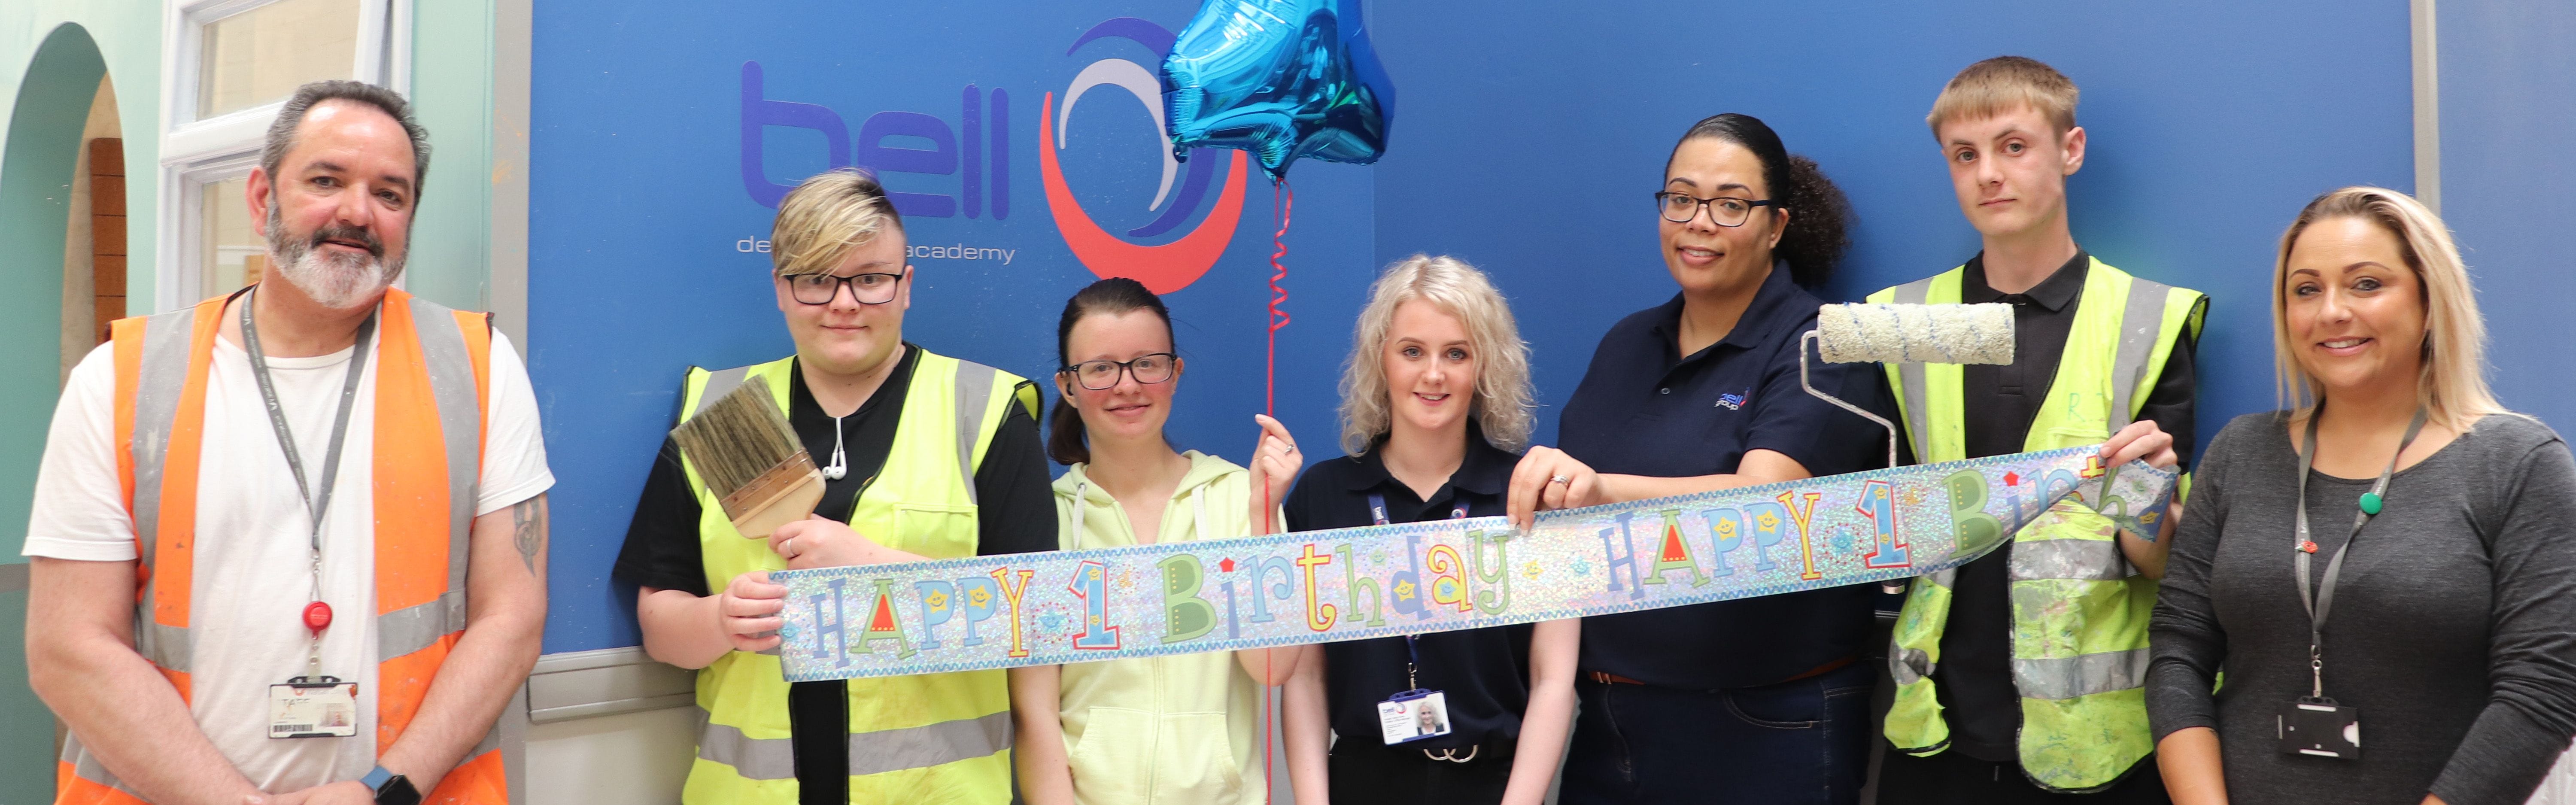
left=1715, top=388, right=1750, bottom=410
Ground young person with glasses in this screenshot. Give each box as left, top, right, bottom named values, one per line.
left=612, top=168, right=1054, bottom=804
left=1273, top=255, right=1580, bottom=805
left=1008, top=277, right=1301, bottom=805
left=1505, top=113, right=1896, bottom=805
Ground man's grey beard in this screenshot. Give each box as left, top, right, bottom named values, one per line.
left=264, top=201, right=405, bottom=310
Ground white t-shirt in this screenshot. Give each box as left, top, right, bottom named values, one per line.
left=24, top=316, right=553, bottom=793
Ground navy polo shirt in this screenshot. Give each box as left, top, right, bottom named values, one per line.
left=1282, top=423, right=1535, bottom=750
left=1556, top=266, right=1897, bottom=690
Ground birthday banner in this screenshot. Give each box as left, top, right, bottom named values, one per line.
left=772, top=446, right=2175, bottom=681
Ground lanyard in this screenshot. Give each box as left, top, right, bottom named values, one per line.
left=240, top=288, right=377, bottom=676
left=1367, top=492, right=1471, bottom=691
left=2292, top=406, right=2425, bottom=699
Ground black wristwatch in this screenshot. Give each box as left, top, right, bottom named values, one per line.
left=360, top=765, right=421, bottom=805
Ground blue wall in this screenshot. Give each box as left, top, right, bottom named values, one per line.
left=2439, top=1, right=2576, bottom=432
left=1365, top=0, right=2416, bottom=448
left=529, top=0, right=2416, bottom=652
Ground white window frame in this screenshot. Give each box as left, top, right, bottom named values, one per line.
left=155, top=0, right=411, bottom=310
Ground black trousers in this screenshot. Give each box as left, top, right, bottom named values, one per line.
left=1328, top=737, right=1519, bottom=804
left=1874, top=749, right=2170, bottom=805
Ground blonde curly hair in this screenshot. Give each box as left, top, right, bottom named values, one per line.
left=1338, top=255, right=1535, bottom=455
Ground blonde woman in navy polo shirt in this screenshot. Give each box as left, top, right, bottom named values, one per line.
left=1274, top=255, right=1580, bottom=805
left=1507, top=113, right=1898, bottom=805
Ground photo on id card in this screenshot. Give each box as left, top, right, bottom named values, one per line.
left=1377, top=690, right=1453, bottom=745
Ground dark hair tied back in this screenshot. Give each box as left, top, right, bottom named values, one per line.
left=1048, top=277, right=1176, bottom=465
left=1669, top=113, right=1854, bottom=288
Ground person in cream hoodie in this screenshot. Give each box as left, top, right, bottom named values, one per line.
left=1010, top=277, right=1305, bottom=805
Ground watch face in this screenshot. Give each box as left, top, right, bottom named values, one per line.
left=377, top=775, right=422, bottom=805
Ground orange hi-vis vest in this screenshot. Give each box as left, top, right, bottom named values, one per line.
left=57, top=287, right=518, bottom=804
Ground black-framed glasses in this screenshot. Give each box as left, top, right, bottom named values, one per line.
left=783, top=271, right=905, bottom=305
left=1059, top=353, right=1178, bottom=390
left=1654, top=191, right=1779, bottom=226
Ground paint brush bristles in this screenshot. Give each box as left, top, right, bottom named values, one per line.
left=671, top=375, right=825, bottom=537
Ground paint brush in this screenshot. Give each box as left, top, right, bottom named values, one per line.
left=670, top=375, right=824, bottom=538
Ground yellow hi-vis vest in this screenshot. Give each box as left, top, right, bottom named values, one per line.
left=674, top=349, right=1040, bottom=805
left=1871, top=258, right=2206, bottom=793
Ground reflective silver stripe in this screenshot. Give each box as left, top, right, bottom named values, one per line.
left=61, top=732, right=144, bottom=796
left=695, top=708, right=1014, bottom=780
left=696, top=710, right=797, bottom=780
left=131, top=307, right=199, bottom=674
left=409, top=295, right=486, bottom=597
left=951, top=361, right=998, bottom=506
left=1924, top=568, right=1957, bottom=590
left=2006, top=538, right=2129, bottom=582
left=2012, top=647, right=2151, bottom=701
left=1891, top=646, right=1935, bottom=686
left=2107, top=275, right=2173, bottom=433
left=851, top=710, right=1013, bottom=776
left=1891, top=278, right=1935, bottom=461
left=380, top=590, right=468, bottom=660
left=690, top=365, right=753, bottom=421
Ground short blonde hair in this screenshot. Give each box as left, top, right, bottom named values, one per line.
left=2271, top=186, right=2506, bottom=432
left=1339, top=255, right=1535, bottom=455
left=1927, top=56, right=2078, bottom=138
left=769, top=168, right=904, bottom=276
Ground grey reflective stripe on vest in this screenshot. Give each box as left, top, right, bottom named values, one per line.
left=2006, top=538, right=2130, bottom=582
left=382, top=297, right=487, bottom=662
left=130, top=307, right=198, bottom=673
left=1891, top=647, right=1935, bottom=686
left=60, top=732, right=141, bottom=795
left=2012, top=647, right=2151, bottom=700
left=952, top=362, right=999, bottom=505
left=1891, top=278, right=1935, bottom=461
left=2107, top=277, right=2175, bottom=433
left=690, top=365, right=753, bottom=421
left=696, top=708, right=1014, bottom=780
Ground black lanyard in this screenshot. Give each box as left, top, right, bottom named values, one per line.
left=1368, top=491, right=1471, bottom=692
left=2292, top=406, right=2425, bottom=699
left=240, top=289, right=376, bottom=674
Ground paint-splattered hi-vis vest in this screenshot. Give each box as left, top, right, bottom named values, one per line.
left=59, top=287, right=517, bottom=804
left=1872, top=258, right=2205, bottom=793
left=674, top=351, right=1038, bottom=805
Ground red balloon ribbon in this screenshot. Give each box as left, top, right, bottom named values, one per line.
left=1266, top=180, right=1294, bottom=416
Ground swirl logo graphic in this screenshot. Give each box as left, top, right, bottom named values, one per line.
left=1041, top=17, right=1249, bottom=294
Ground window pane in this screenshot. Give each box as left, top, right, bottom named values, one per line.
left=197, top=0, right=362, bottom=119
left=201, top=177, right=264, bottom=295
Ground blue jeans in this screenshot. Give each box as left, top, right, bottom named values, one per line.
left=1558, top=661, right=1874, bottom=805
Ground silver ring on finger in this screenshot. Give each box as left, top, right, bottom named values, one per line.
left=778, top=537, right=798, bottom=558
left=1549, top=474, right=1571, bottom=485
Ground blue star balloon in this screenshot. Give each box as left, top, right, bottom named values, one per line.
left=1160, top=0, right=1394, bottom=179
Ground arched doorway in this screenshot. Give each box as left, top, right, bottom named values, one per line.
left=0, top=21, right=112, bottom=801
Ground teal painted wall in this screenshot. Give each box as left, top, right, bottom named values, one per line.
left=0, top=3, right=158, bottom=798
left=406, top=0, right=502, bottom=313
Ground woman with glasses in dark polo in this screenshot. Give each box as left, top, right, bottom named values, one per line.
left=1505, top=113, right=1897, bottom=805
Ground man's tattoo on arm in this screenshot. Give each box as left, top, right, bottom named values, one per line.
left=513, top=495, right=547, bottom=573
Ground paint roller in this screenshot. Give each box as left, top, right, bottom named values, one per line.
left=1800, top=303, right=2015, bottom=469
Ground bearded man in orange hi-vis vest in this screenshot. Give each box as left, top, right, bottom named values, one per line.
left=25, top=80, right=551, bottom=805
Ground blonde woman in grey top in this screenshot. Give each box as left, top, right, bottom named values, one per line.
left=2146, top=187, right=2576, bottom=805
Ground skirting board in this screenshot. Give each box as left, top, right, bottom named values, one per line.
left=528, top=647, right=695, bottom=724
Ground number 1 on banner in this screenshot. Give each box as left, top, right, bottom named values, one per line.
left=1858, top=479, right=1911, bottom=568
left=1070, top=560, right=1121, bottom=650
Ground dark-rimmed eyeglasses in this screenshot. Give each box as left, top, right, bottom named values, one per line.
left=1059, top=353, right=1178, bottom=390
left=783, top=271, right=905, bottom=305
left=1654, top=191, right=1779, bottom=226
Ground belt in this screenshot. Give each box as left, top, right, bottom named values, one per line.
left=1586, top=655, right=1858, bottom=688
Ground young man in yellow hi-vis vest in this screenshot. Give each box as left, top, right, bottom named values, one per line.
left=1870, top=58, right=2206, bottom=803
left=614, top=168, right=1052, bottom=805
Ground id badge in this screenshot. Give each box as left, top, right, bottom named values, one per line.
left=1376, top=689, right=1453, bottom=745
left=270, top=676, right=358, bottom=739
left=2276, top=698, right=2360, bottom=759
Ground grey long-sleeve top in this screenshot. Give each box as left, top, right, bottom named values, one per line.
left=2147, top=411, right=2576, bottom=805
